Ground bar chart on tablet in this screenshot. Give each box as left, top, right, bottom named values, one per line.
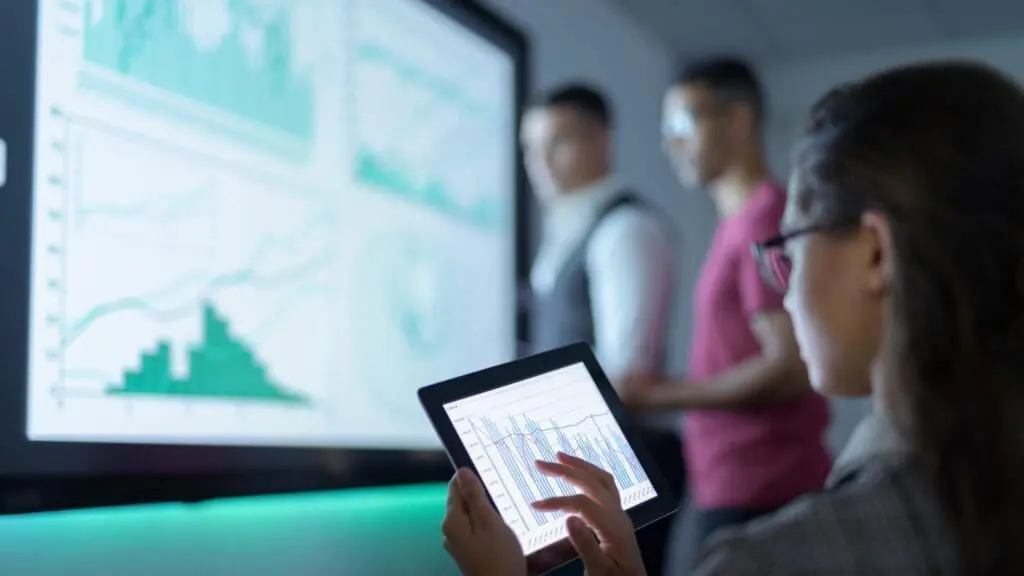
left=443, top=363, right=657, bottom=554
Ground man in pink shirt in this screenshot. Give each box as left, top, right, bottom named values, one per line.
left=623, top=57, right=831, bottom=553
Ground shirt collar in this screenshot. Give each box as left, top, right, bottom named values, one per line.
left=542, top=175, right=623, bottom=239
left=827, top=413, right=909, bottom=487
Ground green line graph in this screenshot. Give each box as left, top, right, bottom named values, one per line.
left=49, top=121, right=341, bottom=412
left=80, top=0, right=313, bottom=156
left=63, top=281, right=335, bottom=390
left=356, top=43, right=484, bottom=116
left=75, top=180, right=212, bottom=226
left=64, top=249, right=332, bottom=348
left=354, top=149, right=497, bottom=228
left=351, top=35, right=502, bottom=230
left=62, top=211, right=334, bottom=347
left=107, top=303, right=306, bottom=403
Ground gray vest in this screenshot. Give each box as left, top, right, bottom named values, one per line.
left=530, top=193, right=679, bottom=432
left=530, top=193, right=667, bottom=367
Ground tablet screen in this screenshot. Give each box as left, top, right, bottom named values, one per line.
left=442, top=362, right=658, bottom=555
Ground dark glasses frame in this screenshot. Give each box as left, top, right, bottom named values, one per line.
left=750, top=220, right=861, bottom=292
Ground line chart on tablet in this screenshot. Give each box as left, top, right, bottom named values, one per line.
left=443, top=364, right=657, bottom=554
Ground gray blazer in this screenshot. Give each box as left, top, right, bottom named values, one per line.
left=693, top=415, right=958, bottom=575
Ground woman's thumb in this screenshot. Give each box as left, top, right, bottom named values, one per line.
left=567, top=516, right=606, bottom=568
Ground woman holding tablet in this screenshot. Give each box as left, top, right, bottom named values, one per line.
left=442, top=60, right=1024, bottom=574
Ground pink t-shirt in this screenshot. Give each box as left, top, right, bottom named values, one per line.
left=684, top=182, right=831, bottom=510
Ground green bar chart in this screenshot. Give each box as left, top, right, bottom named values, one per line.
left=107, top=304, right=306, bottom=403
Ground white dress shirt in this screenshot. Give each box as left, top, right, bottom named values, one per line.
left=530, top=176, right=676, bottom=384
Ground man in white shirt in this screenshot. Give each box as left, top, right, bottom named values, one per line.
left=520, top=83, right=682, bottom=575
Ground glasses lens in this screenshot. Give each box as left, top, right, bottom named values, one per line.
left=662, top=111, right=694, bottom=139
left=762, top=248, right=792, bottom=292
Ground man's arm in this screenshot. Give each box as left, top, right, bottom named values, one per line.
left=643, top=311, right=810, bottom=410
left=585, top=208, right=675, bottom=384
left=634, top=194, right=812, bottom=411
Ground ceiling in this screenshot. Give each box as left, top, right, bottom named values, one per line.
left=606, top=0, right=1024, bottom=63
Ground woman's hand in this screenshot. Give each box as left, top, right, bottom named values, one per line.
left=532, top=453, right=647, bottom=576
left=442, top=468, right=527, bottom=576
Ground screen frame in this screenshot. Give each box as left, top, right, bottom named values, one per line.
left=418, top=343, right=678, bottom=574
left=0, top=0, right=531, bottom=514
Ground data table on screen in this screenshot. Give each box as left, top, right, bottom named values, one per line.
left=443, top=363, right=657, bottom=554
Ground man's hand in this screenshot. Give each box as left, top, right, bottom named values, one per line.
left=618, top=372, right=667, bottom=411
left=442, top=468, right=526, bottom=576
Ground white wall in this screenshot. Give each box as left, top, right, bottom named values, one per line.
left=761, top=31, right=1024, bottom=176
left=759, top=31, right=1024, bottom=452
left=480, top=0, right=719, bottom=375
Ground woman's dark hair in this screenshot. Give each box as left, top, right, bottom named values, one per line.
left=793, top=61, right=1024, bottom=573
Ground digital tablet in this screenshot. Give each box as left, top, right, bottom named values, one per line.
left=418, top=343, right=678, bottom=575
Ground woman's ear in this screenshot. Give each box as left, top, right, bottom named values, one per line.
left=860, top=211, right=895, bottom=294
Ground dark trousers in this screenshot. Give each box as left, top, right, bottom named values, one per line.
left=634, top=428, right=686, bottom=576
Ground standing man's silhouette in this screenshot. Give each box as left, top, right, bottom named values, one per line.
left=623, top=58, right=831, bottom=560
left=522, top=83, right=683, bottom=575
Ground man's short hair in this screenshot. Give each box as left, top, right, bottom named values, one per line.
left=674, top=56, right=764, bottom=125
left=531, top=83, right=612, bottom=129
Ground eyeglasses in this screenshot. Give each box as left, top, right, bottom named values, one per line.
left=661, top=105, right=728, bottom=140
left=750, top=221, right=858, bottom=293
left=661, top=111, right=695, bottom=140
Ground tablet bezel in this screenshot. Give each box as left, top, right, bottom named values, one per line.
left=418, top=342, right=679, bottom=574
